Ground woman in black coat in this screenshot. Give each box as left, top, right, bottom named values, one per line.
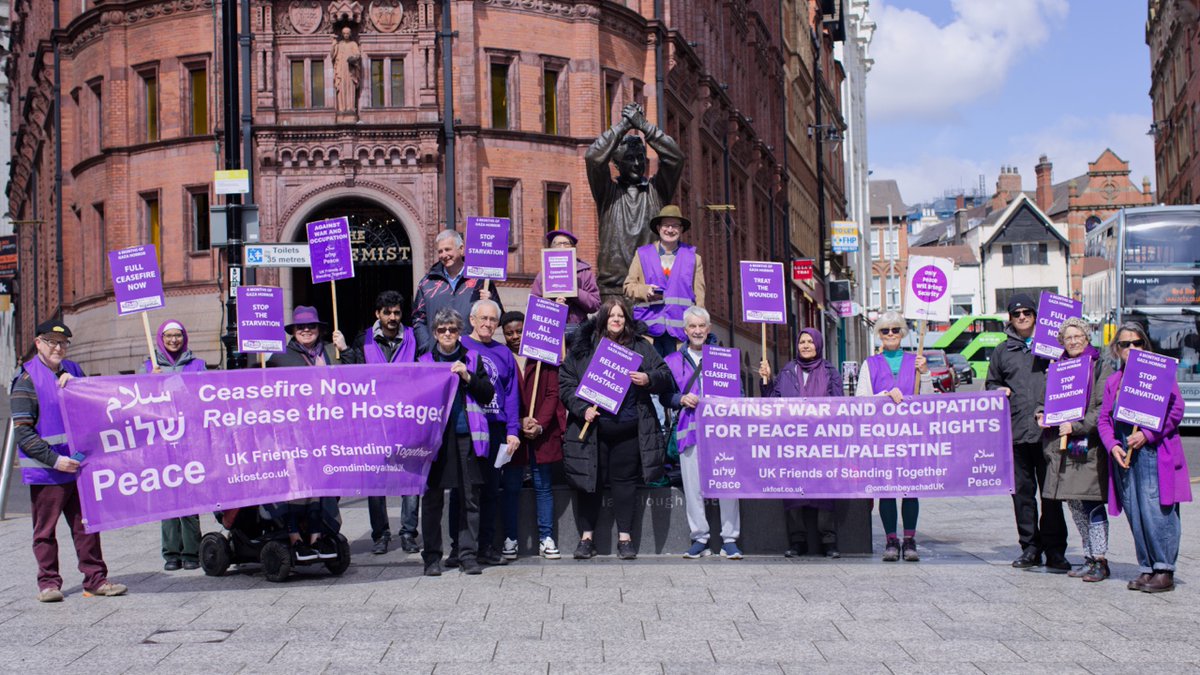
left=560, top=298, right=674, bottom=560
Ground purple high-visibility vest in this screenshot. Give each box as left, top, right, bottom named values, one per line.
left=19, top=357, right=85, bottom=485
left=365, top=327, right=417, bottom=364
left=633, top=243, right=697, bottom=341
left=419, top=349, right=491, bottom=457
left=867, top=352, right=916, bottom=395
left=665, top=350, right=702, bottom=450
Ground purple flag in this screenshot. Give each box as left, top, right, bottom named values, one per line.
left=109, top=245, right=165, bottom=315
left=1114, top=349, right=1179, bottom=432
left=59, top=364, right=458, bottom=532
left=1031, top=292, right=1083, bottom=360
left=740, top=261, right=787, bottom=324
left=464, top=216, right=510, bottom=281
left=541, top=248, right=577, bottom=297
left=702, top=345, right=742, bottom=396
left=1043, top=355, right=1093, bottom=425
left=576, top=338, right=643, bottom=414
left=519, top=295, right=569, bottom=366
left=307, top=217, right=355, bottom=283
left=695, top=391, right=1014, bottom=499
left=236, top=286, right=286, bottom=354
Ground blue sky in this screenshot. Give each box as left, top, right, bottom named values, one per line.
left=867, top=0, right=1155, bottom=206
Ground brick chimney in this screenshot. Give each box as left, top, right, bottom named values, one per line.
left=992, top=166, right=1023, bottom=211
left=1035, top=155, right=1053, bottom=213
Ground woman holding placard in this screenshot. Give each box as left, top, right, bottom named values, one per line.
left=854, top=311, right=932, bottom=562
left=1098, top=322, right=1191, bottom=593
left=1035, top=317, right=1114, bottom=582
left=530, top=230, right=601, bottom=341
left=560, top=298, right=673, bottom=560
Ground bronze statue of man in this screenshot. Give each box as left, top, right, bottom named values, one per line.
left=585, top=102, right=684, bottom=298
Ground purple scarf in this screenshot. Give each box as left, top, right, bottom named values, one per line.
left=796, top=328, right=829, bottom=397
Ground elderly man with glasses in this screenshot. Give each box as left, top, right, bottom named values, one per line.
left=986, top=294, right=1070, bottom=573
left=11, top=320, right=127, bottom=602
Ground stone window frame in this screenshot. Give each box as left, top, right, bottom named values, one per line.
left=602, top=68, right=624, bottom=129
left=543, top=181, right=570, bottom=235
left=184, top=184, right=212, bottom=254
left=180, top=55, right=212, bottom=137
left=489, top=177, right=520, bottom=251
left=539, top=55, right=568, bottom=136
left=139, top=189, right=163, bottom=268
left=364, top=54, right=406, bottom=109
left=287, top=55, right=329, bottom=110
left=133, top=62, right=161, bottom=143
left=485, top=49, right=519, bottom=130
left=87, top=77, right=103, bottom=155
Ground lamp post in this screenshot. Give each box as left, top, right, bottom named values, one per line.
left=220, top=0, right=247, bottom=370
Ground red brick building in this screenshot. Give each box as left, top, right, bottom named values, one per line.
left=1147, top=0, right=1200, bottom=205
left=8, top=0, right=841, bottom=373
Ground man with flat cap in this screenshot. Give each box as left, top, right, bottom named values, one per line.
left=986, top=293, right=1069, bottom=573
left=624, top=205, right=706, bottom=357
left=11, top=320, right=127, bottom=601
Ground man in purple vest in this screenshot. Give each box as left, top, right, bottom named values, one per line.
left=345, top=290, right=420, bottom=555
left=624, top=205, right=706, bottom=357
left=11, top=320, right=127, bottom=602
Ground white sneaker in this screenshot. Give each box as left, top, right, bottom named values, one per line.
left=539, top=536, right=561, bottom=560
left=502, top=537, right=519, bottom=560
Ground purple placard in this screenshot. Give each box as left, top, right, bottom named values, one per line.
left=1031, top=292, right=1083, bottom=360
left=59, top=364, right=458, bottom=532
left=740, top=261, right=787, bottom=324
left=702, top=345, right=742, bottom=396
left=307, top=217, right=355, bottom=283
left=541, top=248, right=577, bottom=297
left=108, top=245, right=165, bottom=315
left=1043, top=355, right=1093, bottom=425
left=464, top=216, right=510, bottom=281
left=236, top=286, right=286, bottom=354
left=519, top=295, right=569, bottom=366
left=695, top=391, right=1014, bottom=499
left=1114, top=349, right=1179, bottom=432
left=575, top=337, right=643, bottom=414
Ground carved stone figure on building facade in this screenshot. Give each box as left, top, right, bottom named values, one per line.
left=331, top=26, right=362, bottom=118
left=585, top=102, right=685, bottom=298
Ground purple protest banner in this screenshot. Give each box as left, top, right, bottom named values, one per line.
left=519, top=295, right=569, bottom=366
left=464, top=216, right=510, bottom=281
left=306, top=217, right=355, bottom=283
left=702, top=345, right=742, bottom=396
left=576, top=337, right=643, bottom=414
left=1114, top=349, right=1179, bottom=432
left=109, top=245, right=165, bottom=315
left=1043, top=355, right=1093, bottom=426
left=541, top=248, right=577, bottom=297
left=739, top=261, right=787, bottom=324
left=695, top=391, right=1014, bottom=499
left=59, top=364, right=458, bottom=532
left=1031, top=291, right=1083, bottom=360
left=236, top=286, right=286, bottom=354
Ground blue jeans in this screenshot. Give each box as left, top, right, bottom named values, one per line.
left=399, top=495, right=419, bottom=538
left=1113, top=447, right=1181, bottom=573
left=502, top=457, right=555, bottom=541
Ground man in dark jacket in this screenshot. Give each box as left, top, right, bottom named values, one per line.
left=412, top=229, right=502, bottom=353
left=985, top=294, right=1069, bottom=572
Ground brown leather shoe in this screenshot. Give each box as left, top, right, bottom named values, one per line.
left=1127, top=572, right=1153, bottom=591
left=1141, top=571, right=1174, bottom=593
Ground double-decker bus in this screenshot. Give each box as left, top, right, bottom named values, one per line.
left=1085, top=205, right=1200, bottom=427
left=929, top=314, right=1006, bottom=379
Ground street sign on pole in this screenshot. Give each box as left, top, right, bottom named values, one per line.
left=244, top=243, right=311, bottom=268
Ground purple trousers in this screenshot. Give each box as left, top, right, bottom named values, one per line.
left=30, top=482, right=108, bottom=591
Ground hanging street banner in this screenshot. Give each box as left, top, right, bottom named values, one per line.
left=307, top=217, right=355, bottom=283
left=1114, top=349, right=1179, bottom=432
left=575, top=337, right=643, bottom=414
left=464, top=216, right=510, bottom=281
left=59, top=364, right=459, bottom=532
left=109, top=245, right=165, bottom=315
left=740, top=261, right=787, bottom=324
left=0, top=235, right=17, bottom=278
left=695, top=391, right=1014, bottom=499
left=541, top=248, right=578, bottom=297
left=702, top=345, right=742, bottom=396
left=831, top=221, right=860, bottom=254
left=236, top=286, right=286, bottom=353
left=1043, top=355, right=1093, bottom=425
left=519, top=295, right=569, bottom=366
left=904, top=255, right=953, bottom=322
left=1031, top=291, right=1083, bottom=360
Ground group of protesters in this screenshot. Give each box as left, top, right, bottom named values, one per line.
left=9, top=207, right=1190, bottom=600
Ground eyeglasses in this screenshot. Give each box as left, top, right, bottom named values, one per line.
left=1010, top=309, right=1035, bottom=318
left=1117, top=339, right=1145, bottom=349
left=879, top=327, right=902, bottom=335
left=38, top=337, right=69, bottom=349
left=473, top=316, right=499, bottom=324
left=294, top=323, right=320, bottom=332
left=550, top=240, right=574, bottom=249
left=435, top=326, right=460, bottom=335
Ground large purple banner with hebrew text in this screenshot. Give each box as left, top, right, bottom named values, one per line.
left=59, top=364, right=458, bottom=532
left=695, top=391, right=1014, bottom=499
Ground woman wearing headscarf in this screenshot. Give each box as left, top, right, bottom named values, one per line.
left=1034, top=317, right=1114, bottom=582
left=855, top=311, right=932, bottom=562
left=143, top=320, right=207, bottom=571
left=760, top=327, right=844, bottom=557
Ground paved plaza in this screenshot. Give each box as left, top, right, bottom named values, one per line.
left=0, top=485, right=1198, bottom=674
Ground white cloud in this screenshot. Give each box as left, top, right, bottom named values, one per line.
left=868, top=0, right=1069, bottom=123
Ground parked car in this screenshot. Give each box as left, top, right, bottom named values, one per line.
left=946, top=352, right=974, bottom=384
left=921, top=349, right=957, bottom=393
